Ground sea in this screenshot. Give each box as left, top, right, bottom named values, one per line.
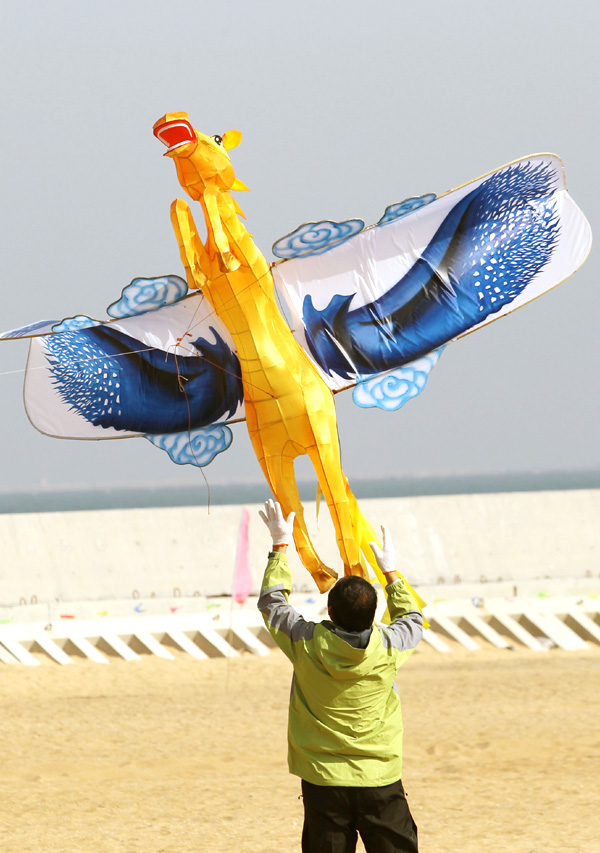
left=1, top=471, right=599, bottom=515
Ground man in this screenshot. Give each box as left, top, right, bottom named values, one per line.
left=258, top=499, right=423, bottom=853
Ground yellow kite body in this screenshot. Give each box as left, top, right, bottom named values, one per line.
left=153, top=112, right=380, bottom=591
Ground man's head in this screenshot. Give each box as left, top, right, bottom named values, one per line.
left=327, top=576, right=377, bottom=632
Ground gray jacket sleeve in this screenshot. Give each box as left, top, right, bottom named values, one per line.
left=378, top=578, right=424, bottom=652
left=257, top=552, right=315, bottom=661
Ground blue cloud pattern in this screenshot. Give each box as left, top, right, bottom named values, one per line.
left=144, top=425, right=233, bottom=467
left=377, top=193, right=437, bottom=226
left=107, top=275, right=188, bottom=319
left=51, top=315, right=102, bottom=333
left=272, top=219, right=364, bottom=259
left=352, top=348, right=444, bottom=411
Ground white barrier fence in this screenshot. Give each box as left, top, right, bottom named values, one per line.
left=1, top=590, right=599, bottom=665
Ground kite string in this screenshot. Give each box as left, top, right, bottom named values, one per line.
left=0, top=261, right=287, bottom=396
left=0, top=267, right=283, bottom=504
left=171, top=346, right=212, bottom=512
left=0, top=321, right=278, bottom=402
left=158, top=260, right=285, bottom=400
left=167, top=261, right=289, bottom=399
left=0, top=339, right=218, bottom=511
left=0, top=345, right=157, bottom=377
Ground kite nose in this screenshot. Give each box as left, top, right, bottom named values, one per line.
left=153, top=118, right=196, bottom=152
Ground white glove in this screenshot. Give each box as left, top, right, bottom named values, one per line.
left=369, top=525, right=396, bottom=576
left=259, top=499, right=295, bottom=546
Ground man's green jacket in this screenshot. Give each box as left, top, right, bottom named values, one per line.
left=258, top=552, right=423, bottom=786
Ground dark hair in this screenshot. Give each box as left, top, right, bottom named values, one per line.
left=327, top=576, right=377, bottom=632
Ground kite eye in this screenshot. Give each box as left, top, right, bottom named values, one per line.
left=212, top=135, right=224, bottom=146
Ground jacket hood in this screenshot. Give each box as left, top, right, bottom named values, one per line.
left=315, top=622, right=381, bottom=681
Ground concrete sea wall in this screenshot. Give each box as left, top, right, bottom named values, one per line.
left=1, top=489, right=598, bottom=607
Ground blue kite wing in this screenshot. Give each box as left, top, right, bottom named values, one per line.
left=273, top=154, right=592, bottom=394
left=23, top=290, right=245, bottom=443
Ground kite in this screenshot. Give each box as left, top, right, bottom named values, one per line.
left=1, top=112, right=591, bottom=599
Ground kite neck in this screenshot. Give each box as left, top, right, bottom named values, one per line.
left=201, top=188, right=270, bottom=285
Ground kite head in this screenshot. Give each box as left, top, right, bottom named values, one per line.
left=153, top=112, right=244, bottom=201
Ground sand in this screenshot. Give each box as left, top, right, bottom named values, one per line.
left=0, top=644, right=598, bottom=852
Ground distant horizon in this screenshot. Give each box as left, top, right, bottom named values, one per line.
left=1, top=468, right=599, bottom=514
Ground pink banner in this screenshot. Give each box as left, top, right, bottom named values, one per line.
left=232, top=507, right=251, bottom=604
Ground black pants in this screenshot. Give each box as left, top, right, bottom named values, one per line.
left=301, top=778, right=419, bottom=853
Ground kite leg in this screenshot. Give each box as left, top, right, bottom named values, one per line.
left=284, top=468, right=340, bottom=593
left=252, top=436, right=338, bottom=592
left=170, top=199, right=211, bottom=290
left=344, top=479, right=429, bottom=619
left=345, top=481, right=380, bottom=574
left=203, top=190, right=240, bottom=272
left=305, top=441, right=365, bottom=579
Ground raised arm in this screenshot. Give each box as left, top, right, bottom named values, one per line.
left=257, top=500, right=314, bottom=662
left=370, top=525, right=423, bottom=651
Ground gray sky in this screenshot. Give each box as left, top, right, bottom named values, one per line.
left=0, top=0, right=598, bottom=494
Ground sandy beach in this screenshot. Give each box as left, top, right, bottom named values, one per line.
left=0, top=644, right=597, bottom=853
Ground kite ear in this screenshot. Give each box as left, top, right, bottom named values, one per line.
left=231, top=177, right=250, bottom=192
left=223, top=130, right=242, bottom=151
